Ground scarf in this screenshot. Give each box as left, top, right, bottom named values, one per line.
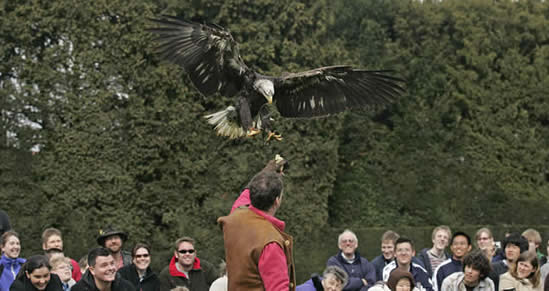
left=0, top=254, right=26, bottom=291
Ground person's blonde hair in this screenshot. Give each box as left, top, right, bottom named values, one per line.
left=50, top=256, right=71, bottom=269
left=522, top=228, right=542, bottom=245
left=475, top=227, right=493, bottom=241
left=381, top=230, right=399, bottom=244
left=432, top=225, right=451, bottom=240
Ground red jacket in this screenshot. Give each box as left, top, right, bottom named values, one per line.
left=70, top=258, right=82, bottom=282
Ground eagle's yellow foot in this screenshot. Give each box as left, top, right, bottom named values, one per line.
left=247, top=128, right=262, bottom=137
left=266, top=131, right=283, bottom=141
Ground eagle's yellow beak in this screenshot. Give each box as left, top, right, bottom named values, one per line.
left=265, top=94, right=273, bottom=104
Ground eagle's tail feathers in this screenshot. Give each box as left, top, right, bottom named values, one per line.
left=204, top=106, right=246, bottom=139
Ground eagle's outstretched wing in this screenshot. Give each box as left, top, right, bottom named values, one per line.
left=273, top=65, right=404, bottom=118
left=148, top=16, right=250, bottom=97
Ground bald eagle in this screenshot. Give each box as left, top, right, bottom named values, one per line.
left=149, top=17, right=404, bottom=140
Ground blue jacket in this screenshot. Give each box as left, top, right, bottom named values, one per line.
left=382, top=261, right=433, bottom=291
left=296, top=275, right=323, bottom=291
left=0, top=255, right=26, bottom=291
left=491, top=249, right=505, bottom=263
left=327, top=251, right=376, bottom=291
left=432, top=257, right=462, bottom=291
left=371, top=255, right=391, bottom=283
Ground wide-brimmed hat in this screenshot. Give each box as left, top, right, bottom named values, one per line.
left=96, top=226, right=128, bottom=246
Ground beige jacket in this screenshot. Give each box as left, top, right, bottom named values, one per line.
left=441, top=272, right=495, bottom=291
left=499, top=272, right=542, bottom=291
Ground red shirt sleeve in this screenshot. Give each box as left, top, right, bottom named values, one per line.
left=231, top=188, right=251, bottom=213
left=258, top=242, right=289, bottom=291
left=70, top=258, right=82, bottom=281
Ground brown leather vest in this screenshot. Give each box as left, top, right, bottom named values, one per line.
left=218, top=207, right=296, bottom=291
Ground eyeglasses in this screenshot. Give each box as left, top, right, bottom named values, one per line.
left=135, top=254, right=150, bottom=258
left=341, top=239, right=355, bottom=244
left=178, top=249, right=195, bottom=254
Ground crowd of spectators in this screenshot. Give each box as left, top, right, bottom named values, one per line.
left=0, top=221, right=215, bottom=291
left=301, top=227, right=548, bottom=291
left=2, top=210, right=549, bottom=291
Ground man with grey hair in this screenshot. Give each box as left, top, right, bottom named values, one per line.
left=297, top=265, right=349, bottom=291
left=326, top=229, right=376, bottom=290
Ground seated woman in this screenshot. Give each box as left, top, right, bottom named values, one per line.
left=1, top=231, right=26, bottom=291
left=10, top=255, right=63, bottom=291
left=499, top=251, right=542, bottom=291
left=118, top=243, right=159, bottom=291
left=296, top=265, right=348, bottom=291
left=369, top=269, right=418, bottom=291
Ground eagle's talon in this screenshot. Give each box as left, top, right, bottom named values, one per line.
left=247, top=128, right=262, bottom=137
left=266, top=131, right=283, bottom=141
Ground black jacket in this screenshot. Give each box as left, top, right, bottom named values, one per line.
left=72, top=270, right=134, bottom=291
left=157, top=257, right=216, bottom=291
left=488, top=260, right=508, bottom=291
left=10, top=273, right=64, bottom=291
left=118, top=264, right=159, bottom=291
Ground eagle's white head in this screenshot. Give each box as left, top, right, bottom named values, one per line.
left=253, top=79, right=275, bottom=104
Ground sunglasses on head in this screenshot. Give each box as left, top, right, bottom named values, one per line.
left=135, top=254, right=150, bottom=258
left=178, top=249, right=195, bottom=254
